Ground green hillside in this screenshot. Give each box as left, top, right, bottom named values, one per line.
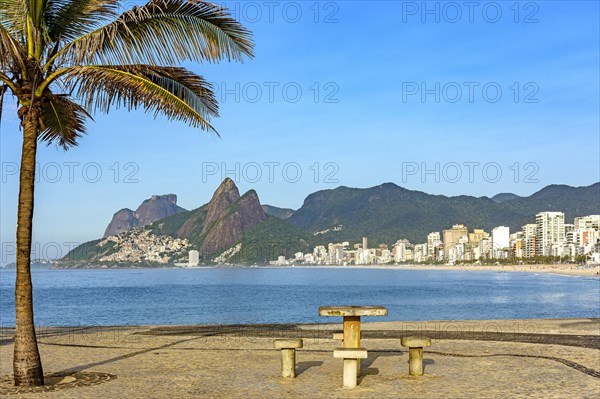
left=218, top=216, right=315, bottom=264
left=287, top=182, right=600, bottom=245
left=148, top=205, right=208, bottom=247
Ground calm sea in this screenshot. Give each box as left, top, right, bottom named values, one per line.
left=0, top=267, right=598, bottom=326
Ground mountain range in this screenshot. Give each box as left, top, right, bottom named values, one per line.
left=286, top=182, right=600, bottom=244
left=61, top=180, right=599, bottom=266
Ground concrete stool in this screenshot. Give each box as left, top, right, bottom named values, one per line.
left=273, top=339, right=303, bottom=378
left=400, top=336, right=431, bottom=376
left=333, top=331, right=362, bottom=375
left=333, top=348, right=368, bottom=388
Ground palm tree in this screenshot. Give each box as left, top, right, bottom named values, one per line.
left=0, top=0, right=253, bottom=386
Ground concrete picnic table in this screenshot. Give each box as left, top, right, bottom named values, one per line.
left=318, top=306, right=388, bottom=349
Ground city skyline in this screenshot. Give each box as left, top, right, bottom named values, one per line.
left=272, top=212, right=600, bottom=266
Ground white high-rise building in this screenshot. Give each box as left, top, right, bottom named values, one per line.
left=522, top=224, right=537, bottom=257
left=393, top=242, right=406, bottom=262
left=491, top=226, right=510, bottom=258
left=564, top=224, right=575, bottom=244
left=188, top=250, right=199, bottom=266
left=414, top=243, right=427, bottom=262
left=536, top=212, right=565, bottom=256
left=427, top=232, right=441, bottom=259
left=334, top=245, right=344, bottom=264
left=476, top=238, right=492, bottom=260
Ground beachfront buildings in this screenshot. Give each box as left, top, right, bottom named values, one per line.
left=270, top=213, right=600, bottom=266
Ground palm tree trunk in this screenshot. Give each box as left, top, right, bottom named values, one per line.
left=13, top=105, right=44, bottom=386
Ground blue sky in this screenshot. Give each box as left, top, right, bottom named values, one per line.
left=1, top=1, right=599, bottom=262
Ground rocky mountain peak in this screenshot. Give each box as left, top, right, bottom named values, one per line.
left=149, top=194, right=177, bottom=204
left=136, top=194, right=183, bottom=226
left=199, top=184, right=267, bottom=255
left=104, top=194, right=186, bottom=237
left=201, top=178, right=241, bottom=234
left=238, top=190, right=267, bottom=229
left=103, top=209, right=139, bottom=237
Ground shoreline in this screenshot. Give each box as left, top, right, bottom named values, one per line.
left=5, top=262, right=598, bottom=277
left=221, top=263, right=600, bottom=277
left=276, top=263, right=600, bottom=277
left=0, top=317, right=598, bottom=330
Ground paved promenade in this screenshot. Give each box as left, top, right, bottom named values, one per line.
left=0, top=319, right=598, bottom=398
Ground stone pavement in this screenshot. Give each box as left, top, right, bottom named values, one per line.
left=0, top=319, right=598, bottom=398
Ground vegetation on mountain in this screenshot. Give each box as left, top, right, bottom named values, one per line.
left=287, top=182, right=600, bottom=246
left=218, top=216, right=314, bottom=264
left=62, top=238, right=113, bottom=262
left=490, top=193, right=522, bottom=203
left=149, top=206, right=206, bottom=244
left=262, top=205, right=295, bottom=220
left=501, top=184, right=600, bottom=221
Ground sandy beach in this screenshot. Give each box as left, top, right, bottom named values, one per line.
left=375, top=263, right=600, bottom=277
left=1, top=318, right=598, bottom=398
left=44, top=263, right=600, bottom=277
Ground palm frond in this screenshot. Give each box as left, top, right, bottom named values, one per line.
left=45, top=0, right=119, bottom=43
left=0, top=24, right=27, bottom=74
left=64, top=64, right=219, bottom=132
left=39, top=94, right=92, bottom=149
left=0, top=0, right=29, bottom=39
left=57, top=0, right=253, bottom=66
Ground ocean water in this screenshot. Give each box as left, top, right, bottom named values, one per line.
left=0, top=267, right=598, bottom=326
